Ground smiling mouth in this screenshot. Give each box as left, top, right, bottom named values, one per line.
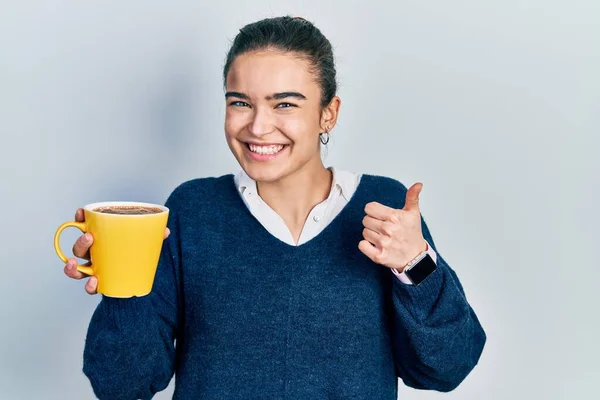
left=245, top=143, right=288, bottom=155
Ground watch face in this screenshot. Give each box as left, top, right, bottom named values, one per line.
left=405, top=254, right=437, bottom=285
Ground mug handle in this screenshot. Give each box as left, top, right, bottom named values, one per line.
left=54, top=221, right=94, bottom=276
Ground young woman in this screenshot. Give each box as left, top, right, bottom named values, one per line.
left=64, top=16, right=486, bottom=400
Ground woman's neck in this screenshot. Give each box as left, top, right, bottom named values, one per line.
left=256, top=160, right=333, bottom=243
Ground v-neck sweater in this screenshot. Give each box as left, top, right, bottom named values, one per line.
left=82, top=174, right=486, bottom=400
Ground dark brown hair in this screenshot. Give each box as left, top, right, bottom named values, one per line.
left=223, top=16, right=337, bottom=108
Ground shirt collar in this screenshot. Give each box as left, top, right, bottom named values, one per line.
left=234, top=167, right=353, bottom=201
left=328, top=167, right=353, bottom=201
left=235, top=169, right=257, bottom=196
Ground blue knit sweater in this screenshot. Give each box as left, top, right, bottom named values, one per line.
left=83, top=174, right=486, bottom=399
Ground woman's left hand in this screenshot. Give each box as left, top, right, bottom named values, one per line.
left=359, top=182, right=428, bottom=272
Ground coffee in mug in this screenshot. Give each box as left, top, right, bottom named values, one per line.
left=93, top=205, right=164, bottom=215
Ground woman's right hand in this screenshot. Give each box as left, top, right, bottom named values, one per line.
left=63, top=208, right=171, bottom=295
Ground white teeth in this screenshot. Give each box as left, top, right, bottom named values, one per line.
left=248, top=144, right=285, bottom=155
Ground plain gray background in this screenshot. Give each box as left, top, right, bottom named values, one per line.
left=1, top=0, right=598, bottom=399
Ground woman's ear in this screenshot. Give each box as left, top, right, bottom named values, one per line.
left=320, top=96, right=341, bottom=132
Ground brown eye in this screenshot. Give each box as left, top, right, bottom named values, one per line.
left=276, top=103, right=296, bottom=108
left=230, top=101, right=250, bottom=108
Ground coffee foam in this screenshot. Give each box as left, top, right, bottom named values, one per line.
left=85, top=201, right=168, bottom=216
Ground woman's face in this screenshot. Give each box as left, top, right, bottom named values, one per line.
left=224, top=50, right=333, bottom=183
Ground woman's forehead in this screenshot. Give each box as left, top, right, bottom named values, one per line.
left=226, top=51, right=318, bottom=94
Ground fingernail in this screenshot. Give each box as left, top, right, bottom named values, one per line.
left=66, top=260, right=73, bottom=269
left=83, top=233, right=91, bottom=243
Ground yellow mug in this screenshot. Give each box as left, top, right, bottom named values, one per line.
left=54, top=201, right=169, bottom=298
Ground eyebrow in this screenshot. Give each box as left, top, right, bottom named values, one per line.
left=268, top=92, right=307, bottom=101
left=225, top=91, right=307, bottom=101
left=225, top=91, right=250, bottom=100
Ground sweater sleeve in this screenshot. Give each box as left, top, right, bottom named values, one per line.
left=390, top=214, right=486, bottom=392
left=82, top=203, right=182, bottom=400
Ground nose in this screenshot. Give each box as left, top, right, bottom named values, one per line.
left=247, top=107, right=275, bottom=137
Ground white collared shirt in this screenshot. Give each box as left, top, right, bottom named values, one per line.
left=234, top=167, right=438, bottom=285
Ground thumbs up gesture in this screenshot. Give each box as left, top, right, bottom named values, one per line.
left=359, top=183, right=428, bottom=272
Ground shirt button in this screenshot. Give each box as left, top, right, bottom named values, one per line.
left=313, top=215, right=321, bottom=222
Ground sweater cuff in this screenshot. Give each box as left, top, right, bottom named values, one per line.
left=98, top=295, right=154, bottom=330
